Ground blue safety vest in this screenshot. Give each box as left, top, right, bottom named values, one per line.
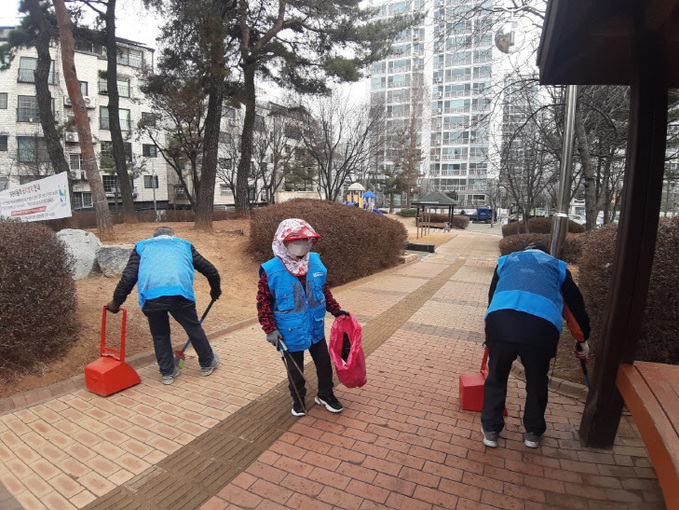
left=486, top=249, right=567, bottom=332
left=261, top=253, right=327, bottom=352
left=136, top=236, right=195, bottom=308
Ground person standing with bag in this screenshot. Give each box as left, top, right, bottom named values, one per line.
left=481, top=242, right=590, bottom=449
left=256, top=218, right=350, bottom=417
left=106, top=226, right=222, bottom=385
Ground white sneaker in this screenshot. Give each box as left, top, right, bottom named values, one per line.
left=201, top=353, right=220, bottom=376
left=162, top=367, right=181, bottom=385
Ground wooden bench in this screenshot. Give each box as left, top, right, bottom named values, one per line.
left=616, top=361, right=679, bottom=509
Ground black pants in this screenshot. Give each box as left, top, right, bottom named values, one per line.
left=143, top=299, right=214, bottom=376
left=481, top=340, right=554, bottom=435
left=284, top=338, right=334, bottom=403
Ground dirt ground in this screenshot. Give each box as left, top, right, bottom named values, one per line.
left=1, top=215, right=585, bottom=399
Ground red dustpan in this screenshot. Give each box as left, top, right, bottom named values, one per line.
left=459, top=346, right=507, bottom=415
left=84, top=306, right=141, bottom=396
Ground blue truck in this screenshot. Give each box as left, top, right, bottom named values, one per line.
left=461, top=206, right=497, bottom=223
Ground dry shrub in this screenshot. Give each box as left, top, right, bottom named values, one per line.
left=398, top=208, right=417, bottom=217
left=502, top=217, right=585, bottom=237
left=497, top=233, right=582, bottom=263
left=578, top=218, right=679, bottom=364
left=423, top=213, right=469, bottom=229
left=249, top=199, right=408, bottom=287
left=0, top=219, right=78, bottom=372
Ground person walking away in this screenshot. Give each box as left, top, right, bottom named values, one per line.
left=106, top=226, right=222, bottom=385
left=257, top=218, right=350, bottom=416
left=481, top=242, right=590, bottom=449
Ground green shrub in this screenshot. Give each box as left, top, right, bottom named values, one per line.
left=502, top=217, right=585, bottom=237
left=578, top=219, right=679, bottom=364
left=398, top=208, right=418, bottom=217
left=0, top=219, right=78, bottom=372
left=249, top=199, right=408, bottom=287
left=498, top=233, right=583, bottom=263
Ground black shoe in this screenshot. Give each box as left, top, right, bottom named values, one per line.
left=291, top=400, right=306, bottom=417
left=315, top=393, right=343, bottom=413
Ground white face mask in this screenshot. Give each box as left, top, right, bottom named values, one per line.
left=287, top=239, right=311, bottom=257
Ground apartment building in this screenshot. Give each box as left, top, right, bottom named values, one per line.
left=368, top=0, right=497, bottom=208
left=0, top=27, right=182, bottom=211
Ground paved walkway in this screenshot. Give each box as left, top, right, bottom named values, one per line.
left=0, top=231, right=665, bottom=509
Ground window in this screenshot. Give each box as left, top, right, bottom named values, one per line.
left=102, top=174, right=119, bottom=193
left=72, top=192, right=93, bottom=209
left=220, top=184, right=232, bottom=196
left=0, top=93, right=7, bottom=109
left=0, top=135, right=7, bottom=151
left=219, top=132, right=232, bottom=144
left=142, top=144, right=157, bottom=157
left=144, top=175, right=159, bottom=189
left=18, top=57, right=55, bottom=84
left=117, top=47, right=143, bottom=68
left=100, top=141, right=133, bottom=164
left=17, top=136, right=49, bottom=163
left=218, top=158, right=232, bottom=170
left=17, top=96, right=40, bottom=123
left=118, top=77, right=130, bottom=98
left=69, top=153, right=83, bottom=170
left=100, top=107, right=131, bottom=130
left=254, top=114, right=265, bottom=132
left=0, top=177, right=8, bottom=191
left=80, top=81, right=88, bottom=96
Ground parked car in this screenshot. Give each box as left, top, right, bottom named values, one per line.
left=569, top=214, right=586, bottom=225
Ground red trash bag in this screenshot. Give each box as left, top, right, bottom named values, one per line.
left=329, top=315, right=367, bottom=388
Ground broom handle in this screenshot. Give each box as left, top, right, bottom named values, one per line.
left=179, top=298, right=216, bottom=352
left=481, top=346, right=489, bottom=372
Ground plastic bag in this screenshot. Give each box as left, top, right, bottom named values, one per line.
left=328, top=315, right=367, bottom=388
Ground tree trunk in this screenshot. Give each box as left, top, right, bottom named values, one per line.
left=575, top=107, right=597, bottom=230
left=195, top=74, right=223, bottom=231
left=236, top=62, right=256, bottom=212
left=105, top=0, right=137, bottom=223
left=53, top=0, right=114, bottom=239
left=28, top=0, right=70, bottom=179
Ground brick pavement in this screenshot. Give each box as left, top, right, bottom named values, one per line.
left=0, top=230, right=665, bottom=509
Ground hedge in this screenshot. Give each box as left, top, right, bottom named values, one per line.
left=497, top=233, right=583, bottom=264
left=249, top=199, right=408, bottom=287
left=578, top=219, right=679, bottom=364
left=502, top=217, right=585, bottom=237
left=0, top=219, right=78, bottom=373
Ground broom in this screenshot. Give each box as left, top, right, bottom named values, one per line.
left=173, top=298, right=216, bottom=369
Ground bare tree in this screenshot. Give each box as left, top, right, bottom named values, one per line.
left=53, top=0, right=113, bottom=239
left=297, top=93, right=387, bottom=202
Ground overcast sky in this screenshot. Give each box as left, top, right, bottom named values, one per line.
left=6, top=0, right=159, bottom=47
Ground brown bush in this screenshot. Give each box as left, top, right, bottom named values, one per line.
left=422, top=213, right=470, bottom=229
left=502, top=217, right=585, bottom=237
left=44, top=208, right=242, bottom=231
left=578, top=219, right=679, bottom=364
left=249, top=199, right=408, bottom=287
left=0, top=219, right=78, bottom=372
left=497, top=233, right=582, bottom=264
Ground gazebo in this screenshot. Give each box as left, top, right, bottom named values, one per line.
left=538, top=0, right=679, bottom=500
left=346, top=182, right=365, bottom=207
left=411, top=192, right=458, bottom=238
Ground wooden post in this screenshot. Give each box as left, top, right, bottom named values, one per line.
left=579, top=31, right=668, bottom=448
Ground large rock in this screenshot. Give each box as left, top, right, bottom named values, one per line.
left=56, top=229, right=102, bottom=279
left=96, top=245, right=135, bottom=277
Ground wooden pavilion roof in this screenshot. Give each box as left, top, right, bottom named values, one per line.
left=537, top=0, right=679, bottom=87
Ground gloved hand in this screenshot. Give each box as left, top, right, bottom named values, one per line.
left=266, top=329, right=283, bottom=347
left=574, top=341, right=590, bottom=360
left=210, top=287, right=222, bottom=300
left=106, top=300, right=120, bottom=314
left=336, top=309, right=350, bottom=317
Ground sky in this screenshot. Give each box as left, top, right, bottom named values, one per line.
left=5, top=0, right=160, bottom=47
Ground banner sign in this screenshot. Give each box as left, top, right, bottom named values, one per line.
left=0, top=172, right=72, bottom=222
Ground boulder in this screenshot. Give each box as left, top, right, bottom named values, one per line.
left=96, top=245, right=135, bottom=277
left=56, top=229, right=102, bottom=279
